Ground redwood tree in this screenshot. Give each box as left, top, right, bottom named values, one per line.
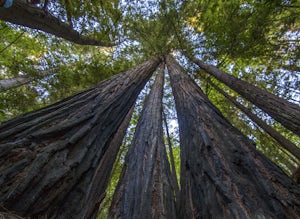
left=0, top=0, right=299, bottom=218
left=187, top=55, right=300, bottom=136
left=109, top=65, right=177, bottom=219
left=207, top=79, right=300, bottom=160
left=166, top=55, right=300, bottom=219
left=0, top=57, right=160, bottom=218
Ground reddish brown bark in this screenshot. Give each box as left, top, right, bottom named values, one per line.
left=167, top=55, right=300, bottom=219
left=0, top=57, right=161, bottom=218
left=108, top=65, right=177, bottom=219
left=0, top=0, right=115, bottom=46
left=187, top=55, right=300, bottom=136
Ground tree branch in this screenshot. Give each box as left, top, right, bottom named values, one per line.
left=0, top=0, right=116, bottom=47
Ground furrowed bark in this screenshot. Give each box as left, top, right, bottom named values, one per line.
left=0, top=57, right=161, bottom=218
left=208, top=79, right=300, bottom=161
left=108, top=65, right=177, bottom=219
left=82, top=106, right=134, bottom=219
left=0, top=0, right=115, bottom=47
left=186, top=55, right=300, bottom=136
left=166, top=55, right=300, bottom=219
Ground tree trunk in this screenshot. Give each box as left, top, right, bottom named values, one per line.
left=0, top=57, right=100, bottom=92
left=0, top=57, right=161, bottom=218
left=82, top=105, right=135, bottom=219
left=0, top=68, right=58, bottom=92
left=187, top=55, right=300, bottom=136
left=108, top=65, right=177, bottom=219
left=0, top=76, right=31, bottom=91
left=0, top=0, right=115, bottom=47
left=166, top=55, right=300, bottom=219
left=207, top=79, right=300, bottom=161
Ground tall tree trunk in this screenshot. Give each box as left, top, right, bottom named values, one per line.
left=0, top=102, right=134, bottom=218
left=0, top=57, right=161, bottom=218
left=0, top=0, right=115, bottom=47
left=108, top=65, right=177, bottom=219
left=207, top=79, right=300, bottom=161
left=186, top=54, right=300, bottom=136
left=82, top=105, right=135, bottom=219
left=166, top=55, right=300, bottom=219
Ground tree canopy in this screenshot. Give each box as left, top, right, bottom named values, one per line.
left=0, top=0, right=299, bottom=217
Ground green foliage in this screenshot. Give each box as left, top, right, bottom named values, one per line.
left=0, top=21, right=140, bottom=120
left=0, top=84, right=45, bottom=121
left=0, top=23, right=45, bottom=75
left=45, top=0, right=122, bottom=44
left=167, top=145, right=180, bottom=182
left=185, top=0, right=300, bottom=60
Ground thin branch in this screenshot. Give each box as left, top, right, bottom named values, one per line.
left=0, top=31, right=25, bottom=54
left=162, top=109, right=179, bottom=193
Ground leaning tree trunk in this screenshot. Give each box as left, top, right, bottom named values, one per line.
left=0, top=68, right=58, bottom=92
left=166, top=55, right=300, bottom=219
left=207, top=79, right=300, bottom=161
left=186, top=54, right=300, bottom=136
left=0, top=58, right=100, bottom=92
left=0, top=75, right=33, bottom=91
left=108, top=65, right=177, bottom=219
left=0, top=0, right=114, bottom=47
left=0, top=57, right=161, bottom=218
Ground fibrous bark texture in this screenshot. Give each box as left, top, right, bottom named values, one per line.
left=0, top=57, right=160, bottom=218
left=108, top=66, right=177, bottom=219
left=208, top=79, right=300, bottom=161
left=166, top=55, right=300, bottom=219
left=188, top=55, right=300, bottom=136
left=82, top=106, right=135, bottom=219
left=0, top=0, right=114, bottom=47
